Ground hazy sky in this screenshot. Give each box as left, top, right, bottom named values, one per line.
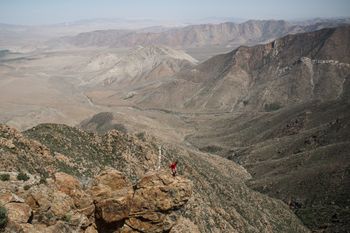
left=0, top=0, right=350, bottom=25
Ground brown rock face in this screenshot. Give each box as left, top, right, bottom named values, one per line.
left=90, top=169, right=133, bottom=198
left=54, top=172, right=81, bottom=196
left=131, top=172, right=192, bottom=213
left=54, top=172, right=94, bottom=214
left=22, top=174, right=94, bottom=231
left=27, top=184, right=74, bottom=218
left=88, top=169, right=193, bottom=233
left=127, top=171, right=192, bottom=233
left=49, top=191, right=74, bottom=218
left=89, top=169, right=134, bottom=223
left=95, top=196, right=131, bottom=223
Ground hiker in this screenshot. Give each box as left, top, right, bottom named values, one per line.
left=169, top=160, right=178, bottom=176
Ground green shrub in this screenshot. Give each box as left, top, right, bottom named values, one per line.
left=45, top=212, right=54, bottom=221
left=39, top=177, right=47, bottom=184
left=264, top=102, right=282, bottom=112
left=23, top=185, right=31, bottom=190
left=17, top=172, right=30, bottom=181
left=62, top=214, right=71, bottom=223
left=136, top=132, right=146, bottom=141
left=0, top=174, right=10, bottom=181
left=0, top=206, right=7, bottom=228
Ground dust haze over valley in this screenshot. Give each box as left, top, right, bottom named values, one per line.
left=1, top=0, right=350, bottom=233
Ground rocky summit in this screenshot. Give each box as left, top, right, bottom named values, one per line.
left=0, top=123, right=309, bottom=233
left=1, top=168, right=193, bottom=233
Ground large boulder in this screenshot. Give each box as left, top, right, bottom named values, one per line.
left=89, top=169, right=133, bottom=199
left=88, top=169, right=134, bottom=223
left=88, top=169, right=192, bottom=233
left=54, top=172, right=81, bottom=197
left=49, top=191, right=74, bottom=218
left=95, top=196, right=131, bottom=223
left=54, top=172, right=94, bottom=215
left=4, top=202, right=32, bottom=224
left=131, top=172, right=192, bottom=213
left=127, top=171, right=192, bottom=233
left=26, top=184, right=74, bottom=219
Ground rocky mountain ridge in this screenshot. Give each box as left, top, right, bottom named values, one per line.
left=57, top=19, right=349, bottom=49
left=0, top=123, right=309, bottom=232
left=128, top=26, right=350, bottom=113
left=1, top=169, right=194, bottom=233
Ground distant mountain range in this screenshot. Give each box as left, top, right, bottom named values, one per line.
left=55, top=19, right=350, bottom=49
left=1, top=17, right=349, bottom=51
left=125, top=26, right=350, bottom=112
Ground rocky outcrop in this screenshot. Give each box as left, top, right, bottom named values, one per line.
left=127, top=172, right=192, bottom=232
left=89, top=169, right=133, bottom=223
left=90, top=169, right=193, bottom=233
left=54, top=172, right=94, bottom=214
left=4, top=203, right=32, bottom=224
left=1, top=169, right=193, bottom=233
left=0, top=124, right=56, bottom=175
left=1, top=123, right=310, bottom=232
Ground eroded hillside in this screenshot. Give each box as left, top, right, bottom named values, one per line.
left=127, top=26, right=350, bottom=113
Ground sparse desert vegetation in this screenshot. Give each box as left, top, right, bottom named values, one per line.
left=0, top=206, right=7, bottom=229
left=0, top=173, right=10, bottom=181
left=16, top=172, right=30, bottom=181
left=0, top=1, right=349, bottom=232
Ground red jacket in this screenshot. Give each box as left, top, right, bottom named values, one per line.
left=170, top=163, right=177, bottom=170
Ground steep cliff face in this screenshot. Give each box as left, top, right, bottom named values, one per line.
left=132, top=26, right=350, bottom=112
left=0, top=123, right=309, bottom=232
